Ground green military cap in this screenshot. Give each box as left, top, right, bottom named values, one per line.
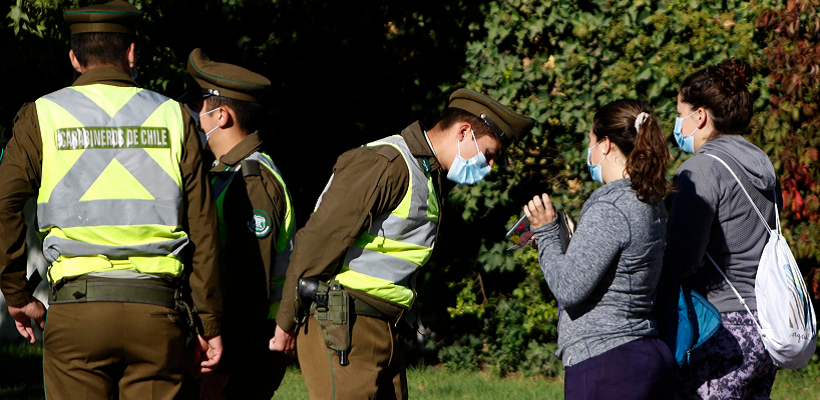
left=184, top=48, right=271, bottom=102
left=448, top=88, right=535, bottom=150
left=63, top=0, right=142, bottom=35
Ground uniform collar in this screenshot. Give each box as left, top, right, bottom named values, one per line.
left=401, top=121, right=440, bottom=172
left=401, top=120, right=455, bottom=198
left=72, top=66, right=139, bottom=88
left=210, top=132, right=264, bottom=172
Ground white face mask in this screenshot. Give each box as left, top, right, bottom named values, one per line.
left=194, top=106, right=220, bottom=148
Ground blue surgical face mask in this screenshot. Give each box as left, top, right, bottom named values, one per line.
left=447, top=130, right=492, bottom=185
left=673, top=110, right=699, bottom=154
left=194, top=106, right=220, bottom=149
left=586, top=139, right=606, bottom=184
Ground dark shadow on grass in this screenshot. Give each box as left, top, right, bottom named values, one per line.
left=0, top=342, right=44, bottom=400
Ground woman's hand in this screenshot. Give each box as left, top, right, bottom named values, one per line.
left=524, top=193, right=556, bottom=229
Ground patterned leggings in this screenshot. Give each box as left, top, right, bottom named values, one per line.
left=675, top=311, right=777, bottom=400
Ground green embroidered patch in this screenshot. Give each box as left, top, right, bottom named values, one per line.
left=249, top=209, right=272, bottom=238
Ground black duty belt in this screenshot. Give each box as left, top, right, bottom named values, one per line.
left=51, top=280, right=177, bottom=309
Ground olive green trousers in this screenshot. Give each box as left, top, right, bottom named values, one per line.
left=298, top=314, right=407, bottom=400
left=44, top=302, right=186, bottom=400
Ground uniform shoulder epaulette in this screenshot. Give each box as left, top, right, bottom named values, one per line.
left=240, top=159, right=262, bottom=177
left=371, top=145, right=401, bottom=162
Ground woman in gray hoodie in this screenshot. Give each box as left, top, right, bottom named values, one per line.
left=525, top=99, right=675, bottom=399
left=665, top=58, right=781, bottom=399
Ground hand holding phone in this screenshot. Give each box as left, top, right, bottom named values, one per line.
left=524, top=193, right=556, bottom=229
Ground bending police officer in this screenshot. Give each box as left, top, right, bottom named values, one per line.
left=0, top=2, right=223, bottom=398
left=270, top=89, right=535, bottom=399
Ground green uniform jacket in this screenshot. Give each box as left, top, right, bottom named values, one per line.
left=275, top=121, right=452, bottom=332
left=209, top=132, right=287, bottom=372
left=0, top=67, right=223, bottom=336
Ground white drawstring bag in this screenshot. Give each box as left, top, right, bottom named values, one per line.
left=705, top=154, right=817, bottom=369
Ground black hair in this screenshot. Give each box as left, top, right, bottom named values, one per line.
left=70, top=32, right=134, bottom=68
left=205, top=96, right=265, bottom=133
left=592, top=99, right=670, bottom=204
left=680, top=58, right=754, bottom=136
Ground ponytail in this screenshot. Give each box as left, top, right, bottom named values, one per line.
left=627, top=115, right=670, bottom=204
left=592, top=99, right=670, bottom=205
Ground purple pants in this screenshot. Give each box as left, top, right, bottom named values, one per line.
left=564, top=337, right=677, bottom=400
left=675, top=311, right=777, bottom=400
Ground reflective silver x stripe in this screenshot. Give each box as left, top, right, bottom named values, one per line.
left=42, top=235, right=189, bottom=263
left=344, top=247, right=417, bottom=286
left=369, top=136, right=434, bottom=222
left=38, top=199, right=181, bottom=229
left=342, top=136, right=437, bottom=285
left=367, top=213, right=436, bottom=248
left=39, top=88, right=182, bottom=230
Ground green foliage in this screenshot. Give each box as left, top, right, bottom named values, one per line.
left=753, top=1, right=820, bottom=284
left=438, top=339, right=482, bottom=372
left=433, top=0, right=819, bottom=376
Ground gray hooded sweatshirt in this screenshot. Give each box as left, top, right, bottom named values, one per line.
left=664, top=134, right=781, bottom=313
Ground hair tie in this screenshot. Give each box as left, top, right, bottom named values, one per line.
left=735, top=67, right=746, bottom=82
left=634, top=112, right=649, bottom=132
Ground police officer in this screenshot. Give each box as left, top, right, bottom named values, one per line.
left=0, top=2, right=223, bottom=399
left=269, top=89, right=535, bottom=399
left=181, top=49, right=295, bottom=399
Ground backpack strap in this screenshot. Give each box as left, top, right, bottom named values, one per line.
left=702, top=153, right=772, bottom=336
left=704, top=252, right=765, bottom=335
left=704, top=153, right=775, bottom=233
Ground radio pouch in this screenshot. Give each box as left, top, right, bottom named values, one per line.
left=310, top=279, right=351, bottom=366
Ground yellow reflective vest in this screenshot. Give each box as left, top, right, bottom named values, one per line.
left=35, top=84, right=187, bottom=284
left=317, top=135, right=439, bottom=307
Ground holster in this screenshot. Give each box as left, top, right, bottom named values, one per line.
left=298, top=278, right=351, bottom=365
left=174, top=285, right=203, bottom=335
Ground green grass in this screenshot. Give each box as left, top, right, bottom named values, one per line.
left=274, top=366, right=564, bottom=399
left=1, top=342, right=818, bottom=399
left=771, top=368, right=820, bottom=400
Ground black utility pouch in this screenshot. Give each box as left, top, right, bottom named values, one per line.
left=307, top=279, right=352, bottom=366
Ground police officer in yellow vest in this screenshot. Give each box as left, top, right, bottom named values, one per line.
left=180, top=49, right=295, bottom=399
left=0, top=2, right=224, bottom=399
left=269, top=89, right=535, bottom=399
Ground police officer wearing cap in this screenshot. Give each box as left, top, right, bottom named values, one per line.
left=0, top=2, right=223, bottom=398
left=182, top=49, right=295, bottom=399
left=269, top=89, right=535, bottom=399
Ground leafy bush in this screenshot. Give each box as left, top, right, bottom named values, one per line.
left=753, top=0, right=820, bottom=284
left=432, top=0, right=820, bottom=375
